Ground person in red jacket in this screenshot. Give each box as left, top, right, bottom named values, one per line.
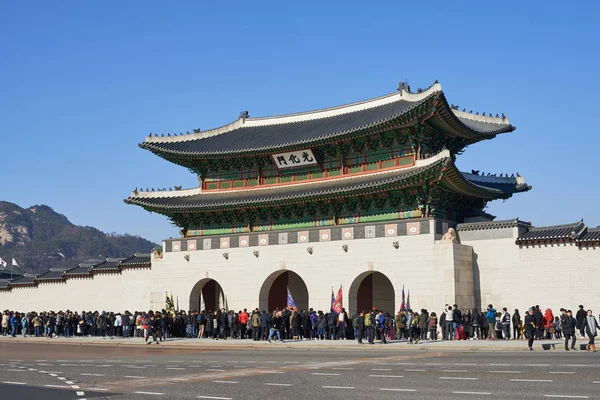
left=238, top=309, right=249, bottom=339
left=544, top=309, right=554, bottom=339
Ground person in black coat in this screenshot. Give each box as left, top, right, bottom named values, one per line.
left=560, top=309, right=577, bottom=351
left=356, top=311, right=365, bottom=344
left=524, top=308, right=537, bottom=351
left=575, top=305, right=587, bottom=338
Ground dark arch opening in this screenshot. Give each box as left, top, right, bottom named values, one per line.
left=188, top=279, right=225, bottom=312
left=349, top=271, right=395, bottom=315
left=259, top=270, right=309, bottom=312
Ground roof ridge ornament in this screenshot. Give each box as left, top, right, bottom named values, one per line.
left=240, top=110, right=249, bottom=123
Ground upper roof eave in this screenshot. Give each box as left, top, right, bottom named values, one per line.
left=138, top=81, right=514, bottom=160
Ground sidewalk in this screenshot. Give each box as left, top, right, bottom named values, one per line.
left=0, top=336, right=568, bottom=352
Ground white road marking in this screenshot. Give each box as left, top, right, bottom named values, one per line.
left=426, top=363, right=442, bottom=365
left=369, top=375, right=404, bottom=378
left=124, top=376, right=146, bottom=379
left=593, top=381, right=600, bottom=384
left=490, top=363, right=512, bottom=366
left=8, top=359, right=23, bottom=361
left=454, top=363, right=477, bottom=366
left=49, top=374, right=58, bottom=377
left=44, top=384, right=70, bottom=388
left=127, top=366, right=146, bottom=369
left=197, top=396, right=232, bottom=400
left=332, top=367, right=355, bottom=370
left=549, top=372, right=576, bottom=374
left=233, top=366, right=247, bottom=369
left=490, top=371, right=521, bottom=373
left=27, top=369, right=37, bottom=371
left=56, top=360, right=68, bottom=362
left=265, top=383, right=292, bottom=386
left=7, top=369, right=26, bottom=372
left=76, top=391, right=85, bottom=396
left=370, top=368, right=391, bottom=371
left=213, top=380, right=238, bottom=384
left=453, top=391, right=492, bottom=395
left=95, top=365, right=112, bottom=367
left=380, top=388, right=417, bottom=392
left=36, top=360, right=48, bottom=362
left=444, top=370, right=468, bottom=373
left=65, top=380, right=75, bottom=384
left=405, top=369, right=426, bottom=372
left=526, top=364, right=550, bottom=367
left=322, top=386, right=355, bottom=389
left=544, top=396, right=589, bottom=399
left=58, top=377, right=67, bottom=380
left=133, top=392, right=164, bottom=395
left=59, top=364, right=78, bottom=366
left=3, top=381, right=26, bottom=385
left=439, top=377, right=478, bottom=380
left=312, top=373, right=340, bottom=376
left=206, top=369, right=226, bottom=372
left=394, top=362, right=414, bottom=365
left=37, top=363, right=52, bottom=366
left=88, top=388, right=109, bottom=391
left=71, top=385, right=80, bottom=389
left=511, top=379, right=553, bottom=382
left=166, top=367, right=185, bottom=370
left=170, top=378, right=188, bottom=381
left=259, top=371, right=285, bottom=374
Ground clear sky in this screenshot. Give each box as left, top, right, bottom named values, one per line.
left=1, top=1, right=598, bottom=244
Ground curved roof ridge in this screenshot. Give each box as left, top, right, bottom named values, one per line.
left=143, top=82, right=442, bottom=145
left=529, top=219, right=584, bottom=231
left=452, top=109, right=510, bottom=125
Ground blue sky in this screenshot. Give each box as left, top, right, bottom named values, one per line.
left=1, top=1, right=598, bottom=244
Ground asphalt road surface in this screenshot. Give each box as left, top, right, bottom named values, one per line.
left=0, top=342, right=599, bottom=399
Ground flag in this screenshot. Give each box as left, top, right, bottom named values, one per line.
left=12, top=258, right=19, bottom=267
left=287, top=286, right=297, bottom=311
left=406, top=289, right=411, bottom=312
left=170, top=292, right=175, bottom=312
left=400, top=285, right=406, bottom=311
left=165, top=292, right=174, bottom=313
left=218, top=290, right=224, bottom=310
left=0, top=258, right=6, bottom=269
left=332, top=285, right=343, bottom=314
left=200, top=292, right=206, bottom=312
left=330, top=287, right=335, bottom=312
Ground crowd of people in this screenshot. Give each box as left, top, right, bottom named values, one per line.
left=2, top=304, right=598, bottom=352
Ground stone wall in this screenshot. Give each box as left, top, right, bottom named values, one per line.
left=1, top=217, right=596, bottom=317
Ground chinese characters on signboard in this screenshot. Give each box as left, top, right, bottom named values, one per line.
left=271, top=149, right=318, bottom=169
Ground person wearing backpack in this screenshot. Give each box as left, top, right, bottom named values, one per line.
left=427, top=312, right=438, bottom=340
left=364, top=311, right=373, bottom=344
left=395, top=310, right=406, bottom=340
left=408, top=311, right=420, bottom=344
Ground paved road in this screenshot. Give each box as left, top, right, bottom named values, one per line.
left=1, top=342, right=599, bottom=399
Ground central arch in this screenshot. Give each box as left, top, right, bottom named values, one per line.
left=188, top=278, right=225, bottom=312
left=259, top=270, right=309, bottom=312
left=348, top=271, right=395, bottom=315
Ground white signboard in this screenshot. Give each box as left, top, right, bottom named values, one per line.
left=271, top=149, right=318, bottom=169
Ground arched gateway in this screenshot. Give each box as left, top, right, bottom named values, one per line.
left=349, top=271, right=395, bottom=314
left=188, top=279, right=225, bottom=311
left=259, top=271, right=309, bottom=312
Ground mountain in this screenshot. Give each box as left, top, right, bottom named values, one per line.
left=0, top=201, right=157, bottom=274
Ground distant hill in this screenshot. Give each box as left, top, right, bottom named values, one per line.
left=0, top=201, right=157, bottom=275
